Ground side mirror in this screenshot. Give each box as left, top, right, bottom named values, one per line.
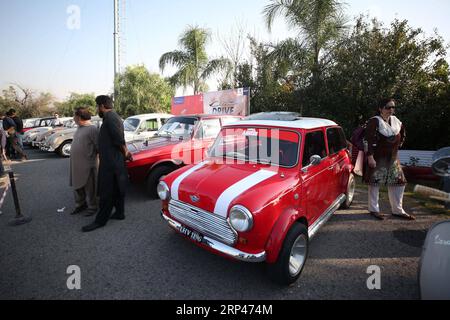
left=309, top=155, right=322, bottom=166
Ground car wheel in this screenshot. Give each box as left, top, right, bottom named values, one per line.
left=58, top=141, right=72, bottom=158
left=341, top=173, right=355, bottom=209
left=146, top=165, right=176, bottom=198
left=267, top=222, right=309, bottom=286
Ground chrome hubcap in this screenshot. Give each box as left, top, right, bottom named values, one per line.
left=347, top=176, right=355, bottom=204
left=289, top=234, right=307, bottom=277
left=62, top=143, right=71, bottom=156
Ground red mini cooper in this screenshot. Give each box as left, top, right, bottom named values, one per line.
left=158, top=112, right=355, bottom=285
left=126, top=114, right=242, bottom=197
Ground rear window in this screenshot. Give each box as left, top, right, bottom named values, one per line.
left=221, top=117, right=242, bottom=126
left=327, top=127, right=348, bottom=155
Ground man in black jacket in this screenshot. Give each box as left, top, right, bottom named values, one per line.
left=3, top=110, right=26, bottom=160
left=82, top=95, right=132, bottom=232
left=9, top=109, right=24, bottom=148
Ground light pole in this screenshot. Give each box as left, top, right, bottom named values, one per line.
left=113, top=0, right=120, bottom=99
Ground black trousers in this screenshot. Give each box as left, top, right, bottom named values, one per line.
left=95, top=175, right=125, bottom=226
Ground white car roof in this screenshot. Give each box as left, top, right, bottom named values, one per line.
left=225, top=118, right=338, bottom=130
left=126, top=113, right=172, bottom=120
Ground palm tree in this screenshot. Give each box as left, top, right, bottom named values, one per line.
left=263, top=0, right=347, bottom=84
left=159, top=26, right=230, bottom=95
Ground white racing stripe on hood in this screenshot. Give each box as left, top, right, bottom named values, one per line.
left=214, top=170, right=277, bottom=218
left=171, top=161, right=208, bottom=201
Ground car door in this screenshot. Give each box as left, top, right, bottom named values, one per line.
left=300, top=130, right=333, bottom=224
left=326, top=127, right=349, bottom=200
left=327, top=127, right=349, bottom=197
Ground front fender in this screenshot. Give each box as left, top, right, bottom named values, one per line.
left=150, top=159, right=183, bottom=171
left=264, top=206, right=306, bottom=264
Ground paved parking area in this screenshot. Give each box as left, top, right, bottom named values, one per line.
left=0, top=149, right=445, bottom=299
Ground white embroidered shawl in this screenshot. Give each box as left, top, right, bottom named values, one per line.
left=374, top=116, right=402, bottom=137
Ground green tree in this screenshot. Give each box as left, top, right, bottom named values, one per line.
left=263, top=0, right=347, bottom=86
left=159, top=25, right=230, bottom=94
left=115, top=65, right=174, bottom=118
left=54, top=93, right=96, bottom=117
left=315, top=17, right=450, bottom=150
left=0, top=85, right=54, bottom=118
left=233, top=37, right=297, bottom=113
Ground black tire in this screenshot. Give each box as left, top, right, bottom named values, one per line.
left=341, top=173, right=355, bottom=209
left=146, top=165, right=176, bottom=198
left=267, top=222, right=309, bottom=286
left=58, top=140, right=72, bottom=158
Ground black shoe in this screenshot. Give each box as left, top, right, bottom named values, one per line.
left=83, top=210, right=97, bottom=217
left=71, top=204, right=88, bottom=215
left=82, top=223, right=104, bottom=232
left=110, top=213, right=125, bottom=220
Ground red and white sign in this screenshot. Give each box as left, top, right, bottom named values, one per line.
left=171, top=88, right=250, bottom=116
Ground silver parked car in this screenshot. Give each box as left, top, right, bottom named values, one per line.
left=41, top=117, right=102, bottom=157
left=32, top=118, right=76, bottom=148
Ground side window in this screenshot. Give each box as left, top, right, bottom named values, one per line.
left=302, top=131, right=327, bottom=167
left=144, top=119, right=158, bottom=131
left=197, top=119, right=221, bottom=139
left=327, top=127, right=348, bottom=155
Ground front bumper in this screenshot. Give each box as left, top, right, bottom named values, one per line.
left=161, top=212, right=266, bottom=263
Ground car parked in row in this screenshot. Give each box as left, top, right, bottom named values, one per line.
left=126, top=114, right=242, bottom=197
left=23, top=118, right=40, bottom=130
left=22, top=116, right=57, bottom=133
left=124, top=113, right=173, bottom=142
left=32, top=119, right=77, bottom=148
left=158, top=112, right=355, bottom=285
left=41, top=117, right=103, bottom=157
left=23, top=117, right=73, bottom=146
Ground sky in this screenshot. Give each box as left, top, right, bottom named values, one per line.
left=1, top=0, right=450, bottom=100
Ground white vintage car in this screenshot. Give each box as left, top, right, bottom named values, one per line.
left=23, top=117, right=72, bottom=146
left=124, top=113, right=172, bottom=142
left=41, top=117, right=102, bottom=157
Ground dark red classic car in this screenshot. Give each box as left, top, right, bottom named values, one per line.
left=158, top=112, right=355, bottom=285
left=126, top=114, right=242, bottom=196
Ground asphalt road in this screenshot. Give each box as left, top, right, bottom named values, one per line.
left=0, top=148, right=445, bottom=300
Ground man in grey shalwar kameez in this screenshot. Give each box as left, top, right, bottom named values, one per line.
left=82, top=95, right=132, bottom=233
left=70, top=107, right=99, bottom=216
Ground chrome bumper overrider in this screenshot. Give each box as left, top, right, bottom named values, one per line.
left=40, top=145, right=55, bottom=152
left=162, top=212, right=266, bottom=263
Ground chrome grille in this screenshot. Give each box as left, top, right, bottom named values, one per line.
left=168, top=200, right=237, bottom=246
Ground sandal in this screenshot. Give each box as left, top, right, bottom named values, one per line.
left=392, top=213, right=416, bottom=221
left=369, top=211, right=385, bottom=220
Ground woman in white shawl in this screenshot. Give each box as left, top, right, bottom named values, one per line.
left=363, top=98, right=415, bottom=220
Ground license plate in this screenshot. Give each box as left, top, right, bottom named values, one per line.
left=178, top=225, right=204, bottom=243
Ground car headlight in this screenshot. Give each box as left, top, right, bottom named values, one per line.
left=157, top=181, right=170, bottom=201
left=229, top=206, right=253, bottom=233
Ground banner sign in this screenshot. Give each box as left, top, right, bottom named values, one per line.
left=171, top=88, right=250, bottom=116
left=171, top=94, right=203, bottom=116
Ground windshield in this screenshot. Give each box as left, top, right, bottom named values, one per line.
left=124, top=118, right=140, bottom=132
left=209, top=127, right=300, bottom=168
left=156, top=117, right=198, bottom=138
